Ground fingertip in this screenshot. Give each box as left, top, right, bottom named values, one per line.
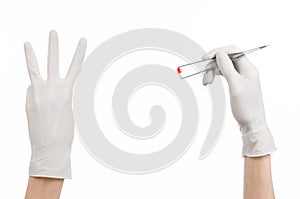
left=202, top=67, right=216, bottom=86
left=216, top=51, right=239, bottom=81
left=229, top=45, right=240, bottom=51
left=49, top=30, right=59, bottom=44
left=24, top=41, right=30, bottom=47
left=79, top=38, right=87, bottom=55
left=49, top=30, right=58, bottom=45
left=202, top=75, right=208, bottom=86
left=50, top=30, right=58, bottom=37
left=24, top=42, right=31, bottom=50
left=80, top=37, right=87, bottom=44
left=24, top=42, right=35, bottom=58
left=216, top=51, right=234, bottom=66
left=79, top=38, right=87, bottom=49
left=215, top=51, right=232, bottom=70
left=202, top=53, right=210, bottom=60
left=216, top=51, right=228, bottom=59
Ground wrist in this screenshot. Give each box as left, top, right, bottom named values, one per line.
left=25, top=177, right=64, bottom=199
left=240, top=122, right=276, bottom=157
left=239, top=120, right=268, bottom=135
left=29, top=145, right=72, bottom=179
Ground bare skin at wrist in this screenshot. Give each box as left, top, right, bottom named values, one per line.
left=244, top=155, right=275, bottom=199
left=25, top=176, right=64, bottom=199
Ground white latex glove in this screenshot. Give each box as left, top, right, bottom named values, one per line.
left=24, top=30, right=87, bottom=178
left=203, top=46, right=276, bottom=157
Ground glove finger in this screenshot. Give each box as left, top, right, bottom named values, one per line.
left=24, top=42, right=42, bottom=85
left=202, top=53, right=221, bottom=85
left=47, top=30, right=59, bottom=80
left=203, top=67, right=214, bottom=85
left=202, top=61, right=218, bottom=85
left=206, top=45, right=240, bottom=58
left=232, top=55, right=258, bottom=76
left=206, top=45, right=258, bottom=76
left=202, top=53, right=214, bottom=85
left=216, top=51, right=239, bottom=84
left=66, top=38, right=87, bottom=84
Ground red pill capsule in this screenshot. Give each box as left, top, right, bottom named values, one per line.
left=177, top=67, right=182, bottom=74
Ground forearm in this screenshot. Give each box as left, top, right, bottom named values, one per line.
left=25, top=177, right=64, bottom=199
left=244, top=155, right=275, bottom=199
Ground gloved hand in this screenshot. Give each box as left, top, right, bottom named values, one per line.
left=202, top=46, right=276, bottom=157
left=24, top=30, right=87, bottom=178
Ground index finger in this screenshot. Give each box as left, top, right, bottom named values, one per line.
left=204, top=45, right=256, bottom=76
left=204, top=45, right=241, bottom=59
left=66, top=38, right=87, bottom=83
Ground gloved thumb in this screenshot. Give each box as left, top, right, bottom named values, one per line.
left=202, top=53, right=220, bottom=86
left=216, top=51, right=239, bottom=84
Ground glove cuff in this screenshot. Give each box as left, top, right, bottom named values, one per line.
left=241, top=123, right=276, bottom=157
left=29, top=147, right=72, bottom=179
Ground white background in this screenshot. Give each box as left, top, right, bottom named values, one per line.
left=1, top=0, right=299, bottom=198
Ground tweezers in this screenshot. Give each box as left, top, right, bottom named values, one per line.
left=177, top=45, right=269, bottom=79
